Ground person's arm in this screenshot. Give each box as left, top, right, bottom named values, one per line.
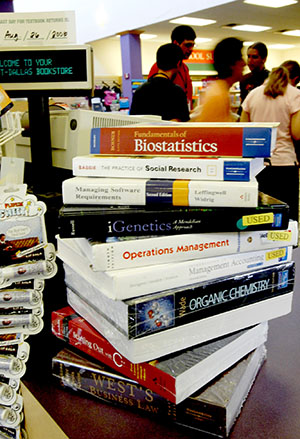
left=240, top=110, right=250, bottom=122
left=291, top=110, right=300, bottom=140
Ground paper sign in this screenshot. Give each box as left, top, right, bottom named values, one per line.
left=0, top=11, right=76, bottom=46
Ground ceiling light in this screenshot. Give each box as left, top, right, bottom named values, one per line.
left=243, top=41, right=254, bottom=46
left=268, top=43, right=295, bottom=49
left=195, top=37, right=212, bottom=43
left=244, top=0, right=297, bottom=7
left=140, top=34, right=157, bottom=40
left=169, top=17, right=216, bottom=27
left=232, top=24, right=272, bottom=32
left=281, top=29, right=300, bottom=36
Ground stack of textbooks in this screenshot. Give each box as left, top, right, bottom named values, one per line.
left=53, top=123, right=297, bottom=437
left=0, top=183, right=57, bottom=439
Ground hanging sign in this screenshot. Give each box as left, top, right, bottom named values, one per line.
left=0, top=11, right=76, bottom=46
left=184, top=49, right=215, bottom=72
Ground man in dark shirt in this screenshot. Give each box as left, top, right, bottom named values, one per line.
left=130, top=43, right=190, bottom=122
left=239, top=42, right=269, bottom=105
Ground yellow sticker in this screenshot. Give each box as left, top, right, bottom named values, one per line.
left=242, top=212, right=274, bottom=226
left=267, top=231, right=291, bottom=242
left=265, top=248, right=286, bottom=261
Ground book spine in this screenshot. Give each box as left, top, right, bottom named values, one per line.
left=85, top=222, right=297, bottom=270
left=52, top=356, right=227, bottom=437
left=89, top=126, right=273, bottom=158
left=72, top=156, right=263, bottom=182
left=58, top=205, right=290, bottom=239
left=51, top=308, right=177, bottom=402
left=62, top=178, right=258, bottom=208
left=128, top=261, right=295, bottom=338
left=112, top=246, right=293, bottom=299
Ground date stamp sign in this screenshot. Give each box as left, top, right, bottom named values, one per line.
left=0, top=11, right=76, bottom=46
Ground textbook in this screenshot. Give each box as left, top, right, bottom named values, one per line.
left=57, top=193, right=290, bottom=240
left=89, top=123, right=278, bottom=158
left=52, top=344, right=267, bottom=437
left=73, top=220, right=297, bottom=270
left=72, top=155, right=265, bottom=182
left=62, top=177, right=259, bottom=208
left=66, top=286, right=292, bottom=363
left=56, top=235, right=293, bottom=300
left=63, top=261, right=294, bottom=339
left=51, top=304, right=268, bottom=404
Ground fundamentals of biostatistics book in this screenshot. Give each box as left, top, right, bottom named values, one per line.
left=66, top=286, right=292, bottom=363
left=56, top=235, right=293, bottom=299
left=89, top=123, right=278, bottom=158
left=72, top=155, right=265, bottom=182
left=52, top=344, right=267, bottom=438
left=51, top=304, right=268, bottom=404
left=73, top=220, right=297, bottom=270
left=62, top=177, right=259, bottom=208
left=57, top=193, right=290, bottom=240
left=63, top=261, right=294, bottom=339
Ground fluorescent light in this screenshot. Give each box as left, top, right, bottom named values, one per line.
left=195, top=37, right=212, bottom=43
left=243, top=41, right=254, bottom=46
left=140, top=34, right=157, bottom=40
left=232, top=24, right=272, bottom=32
left=244, top=0, right=297, bottom=7
left=268, top=43, right=295, bottom=49
left=169, top=16, right=216, bottom=27
left=281, top=29, right=300, bottom=36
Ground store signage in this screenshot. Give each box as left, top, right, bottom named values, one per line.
left=0, top=45, right=93, bottom=94
left=0, top=11, right=76, bottom=46
left=185, top=50, right=214, bottom=64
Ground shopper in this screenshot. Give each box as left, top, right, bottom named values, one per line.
left=148, top=25, right=196, bottom=108
left=240, top=62, right=300, bottom=221
left=191, top=37, right=245, bottom=122
left=130, top=43, right=190, bottom=122
left=239, top=42, right=269, bottom=106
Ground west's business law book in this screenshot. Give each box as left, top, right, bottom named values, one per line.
left=72, top=155, right=265, bottom=182
left=63, top=261, right=295, bottom=340
left=58, top=193, right=290, bottom=240
left=89, top=123, right=278, bottom=158
left=66, top=286, right=292, bottom=364
left=52, top=344, right=267, bottom=438
left=51, top=304, right=268, bottom=405
left=71, top=220, right=297, bottom=271
left=62, top=177, right=259, bottom=208
left=57, top=235, right=293, bottom=300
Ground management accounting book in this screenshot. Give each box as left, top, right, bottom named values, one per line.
left=89, top=123, right=278, bottom=158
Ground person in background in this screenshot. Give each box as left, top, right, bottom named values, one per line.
left=191, top=37, right=245, bottom=122
left=240, top=61, right=300, bottom=221
left=148, top=25, right=196, bottom=109
left=239, top=42, right=269, bottom=106
left=130, top=43, right=190, bottom=122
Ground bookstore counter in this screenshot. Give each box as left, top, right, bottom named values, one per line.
left=22, top=247, right=300, bottom=439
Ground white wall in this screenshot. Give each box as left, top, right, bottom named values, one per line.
left=90, top=37, right=300, bottom=78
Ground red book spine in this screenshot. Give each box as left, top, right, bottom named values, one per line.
left=51, top=307, right=176, bottom=403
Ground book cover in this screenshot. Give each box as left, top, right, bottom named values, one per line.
left=63, top=261, right=294, bottom=339
left=62, top=177, right=259, bottom=208
left=52, top=344, right=267, bottom=438
left=66, top=286, right=292, bottom=363
left=57, top=192, right=290, bottom=240
left=73, top=220, right=297, bottom=270
left=56, top=235, right=293, bottom=299
left=51, top=304, right=268, bottom=404
left=72, top=155, right=265, bottom=182
left=89, top=124, right=278, bottom=158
